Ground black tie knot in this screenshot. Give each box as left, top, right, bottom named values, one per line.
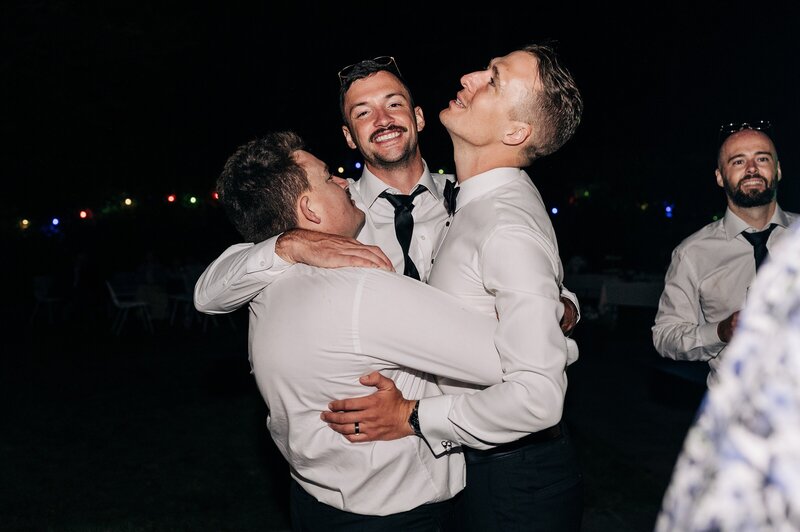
left=379, top=185, right=428, bottom=280
left=443, top=179, right=460, bottom=215
left=741, top=223, right=777, bottom=270
left=379, top=185, right=427, bottom=210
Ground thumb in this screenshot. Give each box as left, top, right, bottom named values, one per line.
left=359, top=371, right=383, bottom=387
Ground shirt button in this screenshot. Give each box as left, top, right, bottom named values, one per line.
left=259, top=261, right=266, bottom=266
left=445, top=221, right=450, bottom=227
left=420, top=235, right=426, bottom=240
left=501, top=367, right=507, bottom=374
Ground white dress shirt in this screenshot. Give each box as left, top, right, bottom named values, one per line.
left=194, top=162, right=580, bottom=316
left=249, top=265, right=503, bottom=515
left=656, top=219, right=800, bottom=531
left=420, top=167, right=576, bottom=454
left=193, top=161, right=452, bottom=313
left=652, top=205, right=797, bottom=383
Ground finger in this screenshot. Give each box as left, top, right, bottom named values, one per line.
left=326, top=396, right=372, bottom=412
left=324, top=421, right=351, bottom=435
left=371, top=373, right=397, bottom=392
left=321, top=411, right=349, bottom=424
left=358, top=371, right=383, bottom=387
left=321, top=410, right=362, bottom=424
left=321, top=249, right=393, bottom=270
left=364, top=245, right=393, bottom=269
left=344, top=247, right=394, bottom=269
left=326, top=422, right=371, bottom=440
left=345, top=431, right=379, bottom=443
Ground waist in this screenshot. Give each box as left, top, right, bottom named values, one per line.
left=463, top=423, right=563, bottom=464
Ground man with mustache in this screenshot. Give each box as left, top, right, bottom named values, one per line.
left=323, top=43, right=585, bottom=531
left=194, top=56, right=579, bottom=331
left=196, top=49, right=583, bottom=531
left=214, top=130, right=508, bottom=529
left=652, top=122, right=798, bottom=385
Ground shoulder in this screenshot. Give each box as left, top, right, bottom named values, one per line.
left=674, top=219, right=725, bottom=252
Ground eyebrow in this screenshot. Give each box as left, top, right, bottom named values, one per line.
left=726, top=150, right=774, bottom=164
left=350, top=91, right=408, bottom=108
left=485, top=59, right=501, bottom=83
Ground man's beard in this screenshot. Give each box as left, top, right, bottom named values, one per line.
left=357, top=126, right=417, bottom=169
left=723, top=174, right=778, bottom=208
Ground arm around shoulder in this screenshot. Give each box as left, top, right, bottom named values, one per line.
left=194, top=237, right=289, bottom=314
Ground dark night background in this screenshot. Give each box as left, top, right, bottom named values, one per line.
left=5, top=2, right=800, bottom=280
left=4, top=3, right=800, bottom=530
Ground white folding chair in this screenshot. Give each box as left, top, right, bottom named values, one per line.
left=30, top=274, right=66, bottom=327
left=105, top=280, right=154, bottom=335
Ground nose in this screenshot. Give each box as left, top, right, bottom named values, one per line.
left=332, top=175, right=348, bottom=189
left=373, top=106, right=393, bottom=127
left=745, top=158, right=758, bottom=174
left=460, top=70, right=483, bottom=91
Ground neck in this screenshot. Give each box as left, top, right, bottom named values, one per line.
left=451, top=137, right=522, bottom=183
left=366, top=157, right=426, bottom=195
left=729, top=201, right=778, bottom=230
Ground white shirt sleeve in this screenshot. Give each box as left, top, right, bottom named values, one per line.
left=420, top=225, right=569, bottom=451
left=652, top=247, right=725, bottom=361
left=193, top=236, right=292, bottom=314
left=356, top=271, right=504, bottom=386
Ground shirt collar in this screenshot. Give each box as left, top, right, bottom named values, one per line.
left=454, top=167, right=528, bottom=212
left=360, top=159, right=440, bottom=207
left=723, top=204, right=791, bottom=240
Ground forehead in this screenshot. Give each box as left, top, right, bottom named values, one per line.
left=293, top=150, right=326, bottom=176
left=344, top=70, right=410, bottom=106
left=721, top=130, right=776, bottom=156
left=492, top=50, right=541, bottom=90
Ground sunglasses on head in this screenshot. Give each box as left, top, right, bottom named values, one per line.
left=718, top=120, right=773, bottom=143
left=338, top=56, right=401, bottom=86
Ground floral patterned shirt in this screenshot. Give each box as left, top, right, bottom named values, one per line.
left=656, top=220, right=800, bottom=531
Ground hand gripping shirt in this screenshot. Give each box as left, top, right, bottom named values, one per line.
left=421, top=167, right=576, bottom=454
left=249, top=266, right=503, bottom=515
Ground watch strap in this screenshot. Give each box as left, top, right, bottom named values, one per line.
left=408, top=400, right=423, bottom=438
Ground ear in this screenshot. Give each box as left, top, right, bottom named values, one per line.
left=414, top=106, right=426, bottom=132
left=342, top=125, right=358, bottom=150
left=715, top=168, right=724, bottom=188
left=776, top=161, right=782, bottom=182
left=298, top=195, right=322, bottom=226
left=502, top=121, right=532, bottom=147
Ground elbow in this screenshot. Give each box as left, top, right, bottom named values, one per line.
left=192, top=284, right=220, bottom=315
left=529, top=380, right=566, bottom=430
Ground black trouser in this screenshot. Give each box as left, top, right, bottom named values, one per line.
left=290, top=479, right=456, bottom=531
left=447, top=423, right=584, bottom=532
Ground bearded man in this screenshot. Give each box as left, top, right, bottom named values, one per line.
left=652, top=121, right=798, bottom=386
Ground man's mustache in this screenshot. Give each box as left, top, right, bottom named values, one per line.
left=370, top=126, right=407, bottom=143
left=737, top=174, right=768, bottom=189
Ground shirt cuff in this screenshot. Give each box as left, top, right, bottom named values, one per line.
left=701, top=322, right=727, bottom=357
left=244, top=237, right=290, bottom=273
left=418, top=395, right=460, bottom=456
left=566, top=337, right=579, bottom=366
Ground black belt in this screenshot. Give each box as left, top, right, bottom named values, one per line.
left=463, top=423, right=562, bottom=464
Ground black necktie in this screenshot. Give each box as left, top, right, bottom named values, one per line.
left=443, top=179, right=460, bottom=216
left=379, top=186, right=427, bottom=280
left=741, top=223, right=777, bottom=270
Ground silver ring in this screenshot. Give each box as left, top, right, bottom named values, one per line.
left=354, top=422, right=360, bottom=435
